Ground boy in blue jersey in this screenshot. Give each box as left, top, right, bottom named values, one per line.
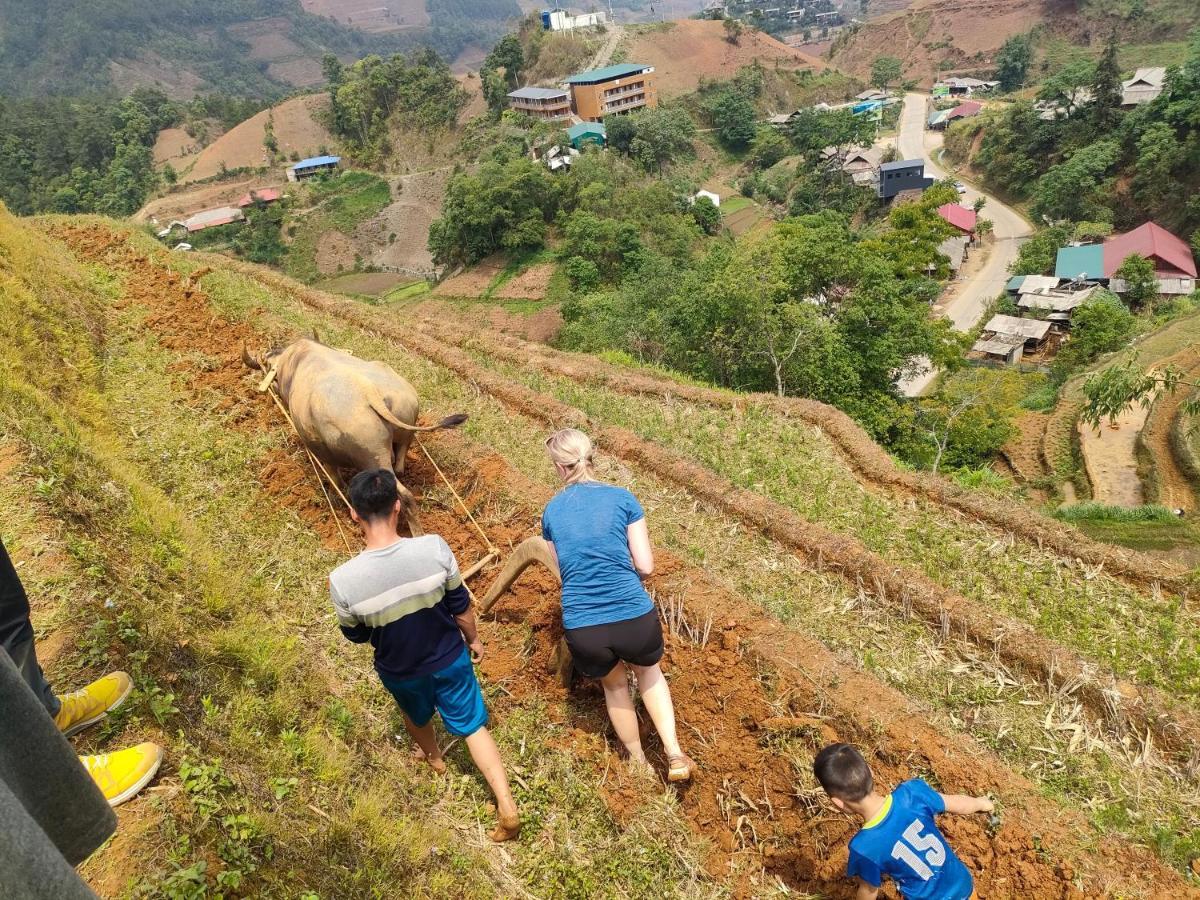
left=813, top=743, right=993, bottom=900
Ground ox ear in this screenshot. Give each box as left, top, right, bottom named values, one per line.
left=311, top=328, right=322, bottom=344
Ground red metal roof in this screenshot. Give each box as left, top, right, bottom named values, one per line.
left=236, top=188, right=282, bottom=208
left=1103, top=222, right=1197, bottom=278
left=937, top=203, right=977, bottom=233
left=948, top=101, right=982, bottom=118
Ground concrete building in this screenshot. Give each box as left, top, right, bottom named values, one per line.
left=565, top=64, right=657, bottom=122
left=878, top=159, right=933, bottom=200
left=542, top=8, right=607, bottom=31
left=507, top=86, right=572, bottom=121
left=288, top=155, right=341, bottom=181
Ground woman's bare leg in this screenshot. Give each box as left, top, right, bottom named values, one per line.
left=600, top=664, right=646, bottom=762
left=631, top=663, right=683, bottom=759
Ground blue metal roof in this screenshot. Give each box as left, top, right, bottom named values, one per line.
left=291, top=155, right=341, bottom=170
left=565, top=63, right=650, bottom=84
left=879, top=159, right=924, bottom=172
left=1054, top=244, right=1105, bottom=280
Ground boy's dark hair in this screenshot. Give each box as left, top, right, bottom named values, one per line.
left=348, top=468, right=400, bottom=522
left=813, top=743, right=874, bottom=802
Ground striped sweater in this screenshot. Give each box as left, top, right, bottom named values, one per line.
left=329, top=535, right=470, bottom=680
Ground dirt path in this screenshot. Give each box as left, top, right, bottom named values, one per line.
left=1079, top=407, right=1149, bottom=507
left=48, top=221, right=1197, bottom=898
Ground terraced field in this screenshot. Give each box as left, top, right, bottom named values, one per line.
left=3, top=209, right=1199, bottom=896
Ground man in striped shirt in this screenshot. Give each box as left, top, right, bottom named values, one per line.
left=330, top=469, right=520, bottom=842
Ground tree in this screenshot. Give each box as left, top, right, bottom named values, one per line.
left=748, top=128, right=789, bottom=170
left=722, top=16, right=744, bottom=44
left=605, top=115, right=638, bottom=155
left=691, top=195, right=720, bottom=235
left=1132, top=122, right=1183, bottom=215
left=994, top=34, right=1032, bottom=92
left=1053, top=290, right=1135, bottom=375
left=1031, top=139, right=1119, bottom=223
left=1081, top=359, right=1200, bottom=430
left=709, top=90, right=757, bottom=149
left=1091, top=33, right=1123, bottom=128
left=485, top=35, right=525, bottom=88
left=871, top=56, right=903, bottom=90
left=1113, top=253, right=1158, bottom=308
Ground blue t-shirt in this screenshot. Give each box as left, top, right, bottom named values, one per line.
left=847, top=780, right=974, bottom=900
left=541, top=482, right=654, bottom=630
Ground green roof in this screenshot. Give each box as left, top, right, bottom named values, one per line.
left=567, top=122, right=606, bottom=139
left=565, top=64, right=650, bottom=84
left=1055, top=244, right=1105, bottom=280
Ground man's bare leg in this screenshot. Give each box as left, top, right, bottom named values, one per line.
left=401, top=712, right=445, bottom=773
left=464, top=727, right=520, bottom=841
left=600, top=664, right=647, bottom=763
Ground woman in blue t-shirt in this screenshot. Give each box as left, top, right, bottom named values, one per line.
left=541, top=429, right=694, bottom=782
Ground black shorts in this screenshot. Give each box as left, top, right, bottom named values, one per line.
left=564, top=609, right=665, bottom=678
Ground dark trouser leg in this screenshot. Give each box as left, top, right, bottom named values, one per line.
left=0, top=649, right=115, bottom=898
left=0, top=537, right=59, bottom=717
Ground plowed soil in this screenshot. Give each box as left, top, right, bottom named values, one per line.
left=1140, top=350, right=1200, bottom=512
left=211, top=261, right=1200, bottom=762
left=625, top=20, right=826, bottom=100
left=48, top=221, right=1199, bottom=898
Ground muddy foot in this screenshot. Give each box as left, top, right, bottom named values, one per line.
left=413, top=746, right=446, bottom=774
left=489, top=813, right=521, bottom=843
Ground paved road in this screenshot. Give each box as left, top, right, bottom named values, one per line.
left=896, top=92, right=1033, bottom=396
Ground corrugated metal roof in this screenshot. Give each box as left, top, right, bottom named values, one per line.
left=291, top=155, right=341, bottom=170
left=937, top=203, right=977, bottom=233
left=565, top=63, right=651, bottom=84
left=567, top=121, right=606, bottom=139
left=508, top=86, right=569, bottom=100
left=879, top=159, right=924, bottom=172
left=184, top=206, right=244, bottom=232
left=985, top=314, right=1051, bottom=340
left=948, top=101, right=982, bottom=118
left=1103, top=222, right=1198, bottom=278
left=1055, top=244, right=1105, bottom=280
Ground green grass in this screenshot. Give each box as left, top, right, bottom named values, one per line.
left=718, top=195, right=753, bottom=216
left=1054, top=502, right=1179, bottom=523
left=283, top=171, right=392, bottom=284
left=385, top=280, right=433, bottom=302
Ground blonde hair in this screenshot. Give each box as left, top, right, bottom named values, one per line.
left=545, top=428, right=596, bottom=485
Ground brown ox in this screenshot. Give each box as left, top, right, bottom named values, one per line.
left=244, top=338, right=466, bottom=535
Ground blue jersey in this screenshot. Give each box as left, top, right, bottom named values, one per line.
left=541, top=482, right=654, bottom=630
left=847, top=780, right=974, bottom=900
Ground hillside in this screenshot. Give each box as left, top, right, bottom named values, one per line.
left=0, top=0, right=517, bottom=97
left=623, top=20, right=828, bottom=99
left=829, top=0, right=1200, bottom=86
left=4, top=199, right=1200, bottom=894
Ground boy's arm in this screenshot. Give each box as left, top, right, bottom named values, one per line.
left=453, top=602, right=484, bottom=661
left=331, top=581, right=371, bottom=643
left=939, top=793, right=994, bottom=815
left=855, top=879, right=880, bottom=900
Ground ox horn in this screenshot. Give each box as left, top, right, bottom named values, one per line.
left=241, top=344, right=263, bottom=371
left=478, top=537, right=560, bottom=616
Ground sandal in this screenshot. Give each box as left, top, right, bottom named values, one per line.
left=667, top=753, right=695, bottom=783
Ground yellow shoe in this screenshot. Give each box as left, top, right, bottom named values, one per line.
left=54, top=671, right=134, bottom=736
left=80, top=742, right=164, bottom=807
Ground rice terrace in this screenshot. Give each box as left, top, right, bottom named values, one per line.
left=3, top=1, right=1200, bottom=898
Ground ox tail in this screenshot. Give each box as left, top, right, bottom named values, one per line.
left=479, top=537, right=560, bottom=616
left=367, top=395, right=469, bottom=433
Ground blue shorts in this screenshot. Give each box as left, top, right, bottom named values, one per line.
left=378, top=647, right=488, bottom=737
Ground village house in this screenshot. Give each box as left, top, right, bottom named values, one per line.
left=878, top=159, right=933, bottom=200
left=856, top=89, right=889, bottom=102
left=936, top=203, right=977, bottom=239
left=934, top=77, right=999, bottom=97
left=235, top=188, right=282, bottom=208
left=971, top=314, right=1053, bottom=364
left=182, top=206, right=244, bottom=233
left=930, top=100, right=982, bottom=130
left=1055, top=222, right=1198, bottom=295
left=1122, top=67, right=1166, bottom=107
left=1017, top=283, right=1100, bottom=326
left=821, top=145, right=883, bottom=185
left=565, top=64, right=657, bottom=122
left=287, top=155, right=340, bottom=182
left=507, top=86, right=573, bottom=121
left=566, top=121, right=606, bottom=150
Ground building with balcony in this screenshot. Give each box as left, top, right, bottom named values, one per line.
left=507, top=86, right=573, bottom=121
left=564, top=64, right=658, bottom=122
